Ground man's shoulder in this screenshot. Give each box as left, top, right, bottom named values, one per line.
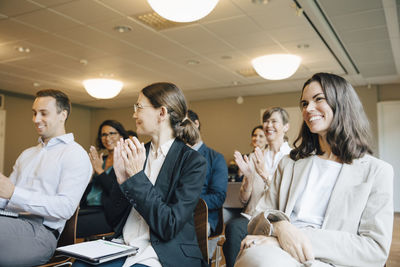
left=200, top=143, right=224, bottom=158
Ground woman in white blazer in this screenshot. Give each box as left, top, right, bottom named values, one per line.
left=235, top=73, right=394, bottom=267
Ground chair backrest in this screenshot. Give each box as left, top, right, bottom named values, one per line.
left=194, top=198, right=208, bottom=262
left=58, top=207, right=79, bottom=247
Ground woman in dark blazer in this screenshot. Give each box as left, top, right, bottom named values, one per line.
left=74, top=82, right=207, bottom=267
left=78, top=120, right=128, bottom=238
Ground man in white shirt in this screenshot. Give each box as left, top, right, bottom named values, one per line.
left=0, top=89, right=92, bottom=266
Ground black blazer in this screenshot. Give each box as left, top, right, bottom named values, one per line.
left=80, top=155, right=116, bottom=208
left=104, top=139, right=207, bottom=267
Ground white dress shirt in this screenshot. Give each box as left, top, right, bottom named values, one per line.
left=123, top=138, right=175, bottom=267
left=290, top=155, right=342, bottom=229
left=0, top=133, right=92, bottom=232
left=243, top=141, right=291, bottom=216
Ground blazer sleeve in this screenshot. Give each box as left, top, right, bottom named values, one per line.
left=119, top=149, right=206, bottom=241
left=95, top=168, right=116, bottom=196
left=301, top=162, right=394, bottom=267
left=200, top=152, right=228, bottom=210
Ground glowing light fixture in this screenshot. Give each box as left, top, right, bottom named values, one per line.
left=147, top=0, right=219, bottom=23
left=251, top=54, right=301, bottom=80
left=83, top=79, right=123, bottom=99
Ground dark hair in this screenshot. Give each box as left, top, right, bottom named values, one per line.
left=262, top=107, right=290, bottom=141
left=96, top=120, right=128, bottom=149
left=251, top=125, right=263, bottom=136
left=141, top=82, right=200, bottom=146
left=36, top=89, right=71, bottom=120
left=187, top=109, right=200, bottom=130
left=290, top=73, right=372, bottom=164
left=126, top=130, right=137, bottom=138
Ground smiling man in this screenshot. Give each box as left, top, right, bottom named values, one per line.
left=0, top=89, right=92, bottom=266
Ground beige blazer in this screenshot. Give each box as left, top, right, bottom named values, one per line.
left=252, top=154, right=394, bottom=267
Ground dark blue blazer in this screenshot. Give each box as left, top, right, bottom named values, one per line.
left=104, top=139, right=207, bottom=267
left=198, top=143, right=228, bottom=233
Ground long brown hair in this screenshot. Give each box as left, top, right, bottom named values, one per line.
left=142, top=82, right=200, bottom=145
left=290, top=73, right=372, bottom=164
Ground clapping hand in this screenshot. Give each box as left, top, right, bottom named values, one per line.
left=89, top=146, right=104, bottom=175
left=113, top=137, right=146, bottom=184
left=234, top=151, right=252, bottom=178
left=253, top=147, right=271, bottom=185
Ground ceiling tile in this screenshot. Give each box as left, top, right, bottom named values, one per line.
left=14, top=9, right=81, bottom=33
left=318, top=0, right=382, bottom=17
left=0, top=0, right=41, bottom=17
left=53, top=0, right=122, bottom=24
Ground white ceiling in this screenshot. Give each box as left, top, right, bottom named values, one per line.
left=0, top=0, right=399, bottom=108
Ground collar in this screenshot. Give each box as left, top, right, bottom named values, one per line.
left=266, top=141, right=291, bottom=154
left=150, top=138, right=175, bottom=157
left=192, top=141, right=204, bottom=151
left=38, top=133, right=74, bottom=147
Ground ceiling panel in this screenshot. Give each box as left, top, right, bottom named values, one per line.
left=0, top=0, right=397, bottom=107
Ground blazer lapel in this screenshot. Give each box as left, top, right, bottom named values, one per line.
left=285, top=158, right=313, bottom=214
left=154, top=139, right=182, bottom=200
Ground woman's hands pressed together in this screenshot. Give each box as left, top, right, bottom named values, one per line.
left=113, top=137, right=146, bottom=184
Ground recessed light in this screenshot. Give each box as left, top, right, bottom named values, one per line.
left=33, top=82, right=40, bottom=87
left=16, top=46, right=31, bottom=53
left=221, top=55, right=232, bottom=60
left=252, top=0, right=269, bottom=4
left=232, top=81, right=241, bottom=86
left=186, top=59, right=200, bottom=65
left=113, top=25, right=132, bottom=33
left=79, top=59, right=88, bottom=65
left=297, top=44, right=310, bottom=49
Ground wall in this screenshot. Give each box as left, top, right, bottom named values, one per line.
left=1, top=92, right=92, bottom=175
left=89, top=84, right=386, bottom=162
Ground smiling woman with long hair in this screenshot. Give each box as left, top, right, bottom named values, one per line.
left=235, top=73, right=393, bottom=267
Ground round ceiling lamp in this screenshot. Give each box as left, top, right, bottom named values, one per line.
left=251, top=54, right=302, bottom=80
left=147, top=0, right=219, bottom=23
left=83, top=79, right=123, bottom=99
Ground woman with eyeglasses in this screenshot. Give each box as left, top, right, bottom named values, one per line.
left=77, top=120, right=128, bottom=238
left=235, top=73, right=393, bottom=267
left=73, top=82, right=207, bottom=267
left=223, top=108, right=291, bottom=267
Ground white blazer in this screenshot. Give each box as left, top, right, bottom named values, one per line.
left=251, top=154, right=394, bottom=267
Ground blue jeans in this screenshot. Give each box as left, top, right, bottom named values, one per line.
left=73, top=257, right=149, bottom=267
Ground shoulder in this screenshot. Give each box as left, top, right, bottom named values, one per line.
left=200, top=143, right=224, bottom=159
left=172, top=139, right=206, bottom=163
left=353, top=154, right=393, bottom=176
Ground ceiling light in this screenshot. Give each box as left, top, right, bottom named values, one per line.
left=251, top=54, right=301, bottom=80
left=252, top=0, right=269, bottom=4
left=16, top=46, right=31, bottom=53
left=186, top=59, right=200, bottom=65
left=83, top=79, right=123, bottom=99
left=113, top=25, right=132, bottom=33
left=147, top=0, right=219, bottom=23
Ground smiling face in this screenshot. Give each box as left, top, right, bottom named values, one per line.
left=32, top=96, right=67, bottom=143
left=301, top=81, right=334, bottom=137
left=132, top=93, right=160, bottom=136
left=251, top=128, right=267, bottom=149
left=101, top=125, right=121, bottom=152
left=263, top=111, right=288, bottom=144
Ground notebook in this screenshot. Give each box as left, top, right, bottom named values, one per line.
left=0, top=209, right=19, bottom=218
left=56, top=239, right=138, bottom=265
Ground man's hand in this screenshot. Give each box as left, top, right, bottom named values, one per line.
left=274, top=220, right=314, bottom=263
left=0, top=173, right=14, bottom=199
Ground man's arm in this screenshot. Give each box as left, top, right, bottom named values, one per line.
left=6, top=146, right=92, bottom=220
left=200, top=152, right=228, bottom=210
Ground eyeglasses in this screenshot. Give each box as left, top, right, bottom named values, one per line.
left=101, top=131, right=119, bottom=138
left=133, top=103, right=153, bottom=113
